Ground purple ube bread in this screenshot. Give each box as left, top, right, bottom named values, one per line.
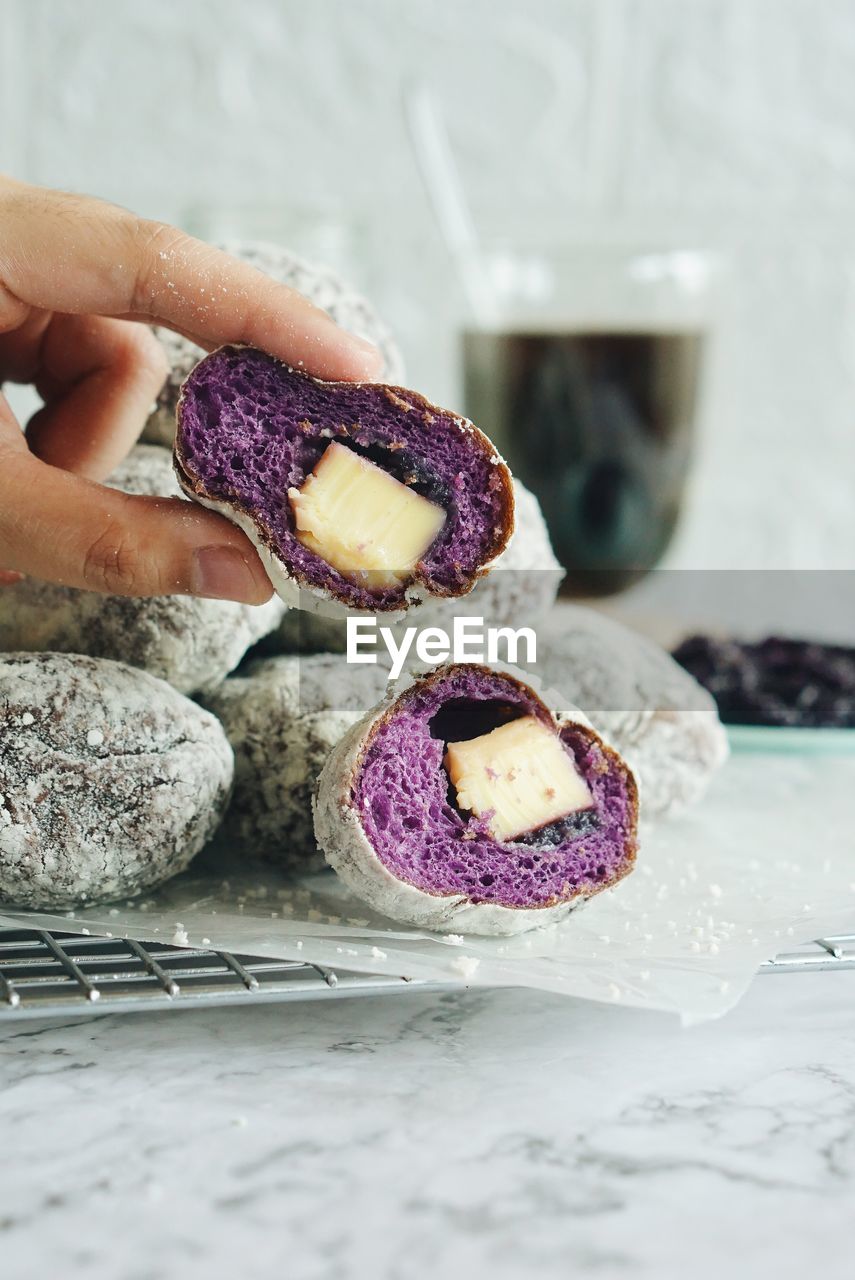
left=313, top=663, right=639, bottom=936
left=143, top=240, right=405, bottom=447
left=175, top=346, right=515, bottom=617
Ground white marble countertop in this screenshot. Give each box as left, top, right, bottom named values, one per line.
left=2, top=970, right=854, bottom=1280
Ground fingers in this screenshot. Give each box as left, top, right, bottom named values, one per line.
left=0, top=394, right=273, bottom=603
left=0, top=180, right=383, bottom=382
left=124, top=223, right=384, bottom=381
left=25, top=314, right=168, bottom=480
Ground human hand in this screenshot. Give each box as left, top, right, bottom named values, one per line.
left=0, top=175, right=382, bottom=601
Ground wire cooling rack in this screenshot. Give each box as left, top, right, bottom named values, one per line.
left=0, top=926, right=853, bottom=1021
left=0, top=927, right=453, bottom=1021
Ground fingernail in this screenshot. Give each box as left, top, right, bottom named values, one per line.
left=191, top=545, right=267, bottom=603
left=349, top=334, right=384, bottom=378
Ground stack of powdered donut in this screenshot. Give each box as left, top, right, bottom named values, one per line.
left=0, top=245, right=727, bottom=937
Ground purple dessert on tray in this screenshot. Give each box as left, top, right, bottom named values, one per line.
left=313, top=663, right=639, bottom=936
left=175, top=346, right=515, bottom=617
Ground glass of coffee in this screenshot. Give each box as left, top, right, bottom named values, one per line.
left=462, top=247, right=717, bottom=595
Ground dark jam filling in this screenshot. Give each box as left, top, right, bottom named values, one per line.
left=513, top=807, right=600, bottom=849
left=673, top=634, right=855, bottom=729
left=339, top=438, right=453, bottom=511
left=430, top=697, right=601, bottom=851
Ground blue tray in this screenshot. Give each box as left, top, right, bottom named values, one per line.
left=727, top=725, right=855, bottom=754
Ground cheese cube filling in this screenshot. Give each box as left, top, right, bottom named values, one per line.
left=444, top=714, right=594, bottom=843
left=288, top=442, right=446, bottom=588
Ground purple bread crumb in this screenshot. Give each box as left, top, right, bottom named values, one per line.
left=352, top=665, right=638, bottom=910
left=175, top=346, right=514, bottom=611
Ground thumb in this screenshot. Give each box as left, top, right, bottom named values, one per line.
left=0, top=397, right=272, bottom=602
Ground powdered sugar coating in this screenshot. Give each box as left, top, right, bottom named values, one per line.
left=267, top=478, right=563, bottom=654
left=0, top=446, right=285, bottom=694
left=175, top=346, right=514, bottom=614
left=201, top=655, right=389, bottom=872
left=143, top=240, right=405, bottom=446
left=0, top=653, right=233, bottom=909
left=527, top=605, right=729, bottom=817
left=314, top=663, right=638, bottom=936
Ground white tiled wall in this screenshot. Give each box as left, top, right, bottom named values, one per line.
left=2, top=0, right=854, bottom=570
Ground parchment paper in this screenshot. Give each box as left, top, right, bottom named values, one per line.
left=3, top=748, right=854, bottom=1024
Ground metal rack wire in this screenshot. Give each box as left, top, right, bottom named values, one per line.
left=0, top=927, right=453, bottom=1020
left=760, top=934, right=855, bottom=972
left=1, top=927, right=853, bottom=1020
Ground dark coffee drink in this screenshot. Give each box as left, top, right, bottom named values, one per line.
left=463, top=330, right=704, bottom=595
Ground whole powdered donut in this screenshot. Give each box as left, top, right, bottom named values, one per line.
left=266, top=478, right=563, bottom=654
left=526, top=605, right=729, bottom=818
left=0, top=653, right=233, bottom=910
left=143, top=240, right=405, bottom=447
left=314, top=663, right=639, bottom=937
left=0, top=445, right=285, bottom=695
left=201, top=654, right=390, bottom=872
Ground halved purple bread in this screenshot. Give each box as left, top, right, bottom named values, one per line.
left=175, top=346, right=515, bottom=617
left=314, top=663, right=639, bottom=936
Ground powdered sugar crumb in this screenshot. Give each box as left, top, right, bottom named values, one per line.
left=450, top=955, right=480, bottom=980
